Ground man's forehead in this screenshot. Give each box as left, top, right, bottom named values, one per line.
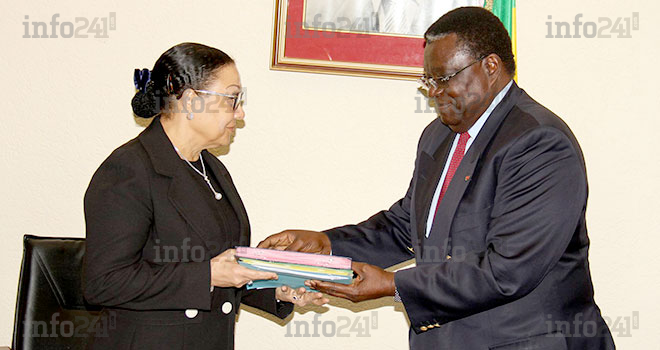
left=424, top=34, right=470, bottom=71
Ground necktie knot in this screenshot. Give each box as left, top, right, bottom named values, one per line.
left=458, top=132, right=471, bottom=147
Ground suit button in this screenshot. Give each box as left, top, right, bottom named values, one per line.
left=222, top=302, right=233, bottom=314
left=446, top=255, right=452, bottom=260
left=185, top=309, right=199, bottom=319
left=420, top=326, right=428, bottom=332
left=427, top=324, right=435, bottom=329
left=434, top=323, right=441, bottom=328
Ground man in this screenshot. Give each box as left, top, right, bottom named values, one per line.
left=260, top=7, right=615, bottom=350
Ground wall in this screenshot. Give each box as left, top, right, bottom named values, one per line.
left=0, top=0, right=658, bottom=348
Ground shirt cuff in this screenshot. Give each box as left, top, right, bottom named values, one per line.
left=393, top=286, right=402, bottom=302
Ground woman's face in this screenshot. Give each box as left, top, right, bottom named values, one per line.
left=188, top=64, right=245, bottom=148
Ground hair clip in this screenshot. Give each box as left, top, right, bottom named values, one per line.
left=133, top=68, right=151, bottom=92
left=166, top=74, right=175, bottom=94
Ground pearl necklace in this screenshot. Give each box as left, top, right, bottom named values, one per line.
left=174, top=146, right=223, bottom=200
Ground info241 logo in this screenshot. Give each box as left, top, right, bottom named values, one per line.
left=22, top=13, right=116, bottom=39
left=546, top=13, right=639, bottom=39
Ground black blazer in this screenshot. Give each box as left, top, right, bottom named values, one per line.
left=326, top=83, right=615, bottom=350
left=83, top=117, right=292, bottom=349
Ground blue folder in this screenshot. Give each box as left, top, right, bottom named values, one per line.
left=238, top=260, right=353, bottom=291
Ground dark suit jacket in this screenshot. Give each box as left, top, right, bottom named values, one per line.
left=83, top=117, right=292, bottom=350
left=325, top=83, right=615, bottom=350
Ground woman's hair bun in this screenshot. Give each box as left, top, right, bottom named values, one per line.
left=131, top=69, right=159, bottom=118
left=131, top=82, right=160, bottom=118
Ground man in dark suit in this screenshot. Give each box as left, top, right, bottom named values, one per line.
left=259, top=7, right=615, bottom=350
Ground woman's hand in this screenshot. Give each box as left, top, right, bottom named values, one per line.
left=276, top=285, right=329, bottom=307
left=211, top=249, right=278, bottom=288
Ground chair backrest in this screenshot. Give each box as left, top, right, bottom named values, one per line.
left=12, top=235, right=102, bottom=350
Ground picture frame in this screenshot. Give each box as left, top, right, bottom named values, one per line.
left=270, top=0, right=517, bottom=80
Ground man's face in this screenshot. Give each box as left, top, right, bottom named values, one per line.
left=423, top=33, right=491, bottom=133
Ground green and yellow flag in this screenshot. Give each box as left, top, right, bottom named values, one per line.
left=487, top=0, right=517, bottom=78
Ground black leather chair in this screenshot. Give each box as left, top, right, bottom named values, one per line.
left=11, top=235, right=103, bottom=350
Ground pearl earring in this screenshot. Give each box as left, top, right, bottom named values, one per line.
left=187, top=112, right=194, bottom=120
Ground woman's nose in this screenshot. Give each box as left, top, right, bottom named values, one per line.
left=234, top=104, right=246, bottom=120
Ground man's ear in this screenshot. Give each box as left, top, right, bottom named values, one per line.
left=484, top=54, right=502, bottom=84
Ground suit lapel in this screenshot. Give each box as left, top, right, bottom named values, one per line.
left=166, top=173, right=218, bottom=250
left=202, top=151, right=250, bottom=247
left=413, top=132, right=454, bottom=256
left=138, top=117, right=245, bottom=250
left=425, top=83, right=523, bottom=256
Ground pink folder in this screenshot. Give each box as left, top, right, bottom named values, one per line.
left=235, top=247, right=352, bottom=270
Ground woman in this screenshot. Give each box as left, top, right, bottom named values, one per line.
left=83, top=42, right=326, bottom=349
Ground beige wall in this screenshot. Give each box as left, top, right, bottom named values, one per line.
left=1, top=0, right=658, bottom=348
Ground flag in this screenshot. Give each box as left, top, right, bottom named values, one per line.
left=487, top=0, right=517, bottom=78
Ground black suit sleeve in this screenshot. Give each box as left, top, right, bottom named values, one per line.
left=240, top=288, right=294, bottom=319
left=395, top=127, right=587, bottom=330
left=83, top=149, right=213, bottom=310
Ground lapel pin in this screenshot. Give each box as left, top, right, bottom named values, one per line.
left=465, top=176, right=471, bottom=182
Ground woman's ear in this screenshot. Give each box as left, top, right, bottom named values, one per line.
left=179, top=88, right=196, bottom=113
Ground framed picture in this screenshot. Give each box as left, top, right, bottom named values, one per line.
left=271, top=0, right=517, bottom=80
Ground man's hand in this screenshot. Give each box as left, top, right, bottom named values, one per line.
left=305, top=262, right=396, bottom=303
left=257, top=230, right=332, bottom=255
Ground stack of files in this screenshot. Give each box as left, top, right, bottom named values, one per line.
left=235, top=247, right=353, bottom=291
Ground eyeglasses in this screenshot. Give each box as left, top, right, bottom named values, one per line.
left=418, top=55, right=487, bottom=93
left=193, top=89, right=244, bottom=111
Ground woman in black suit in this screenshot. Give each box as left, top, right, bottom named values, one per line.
left=83, top=43, right=327, bottom=349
